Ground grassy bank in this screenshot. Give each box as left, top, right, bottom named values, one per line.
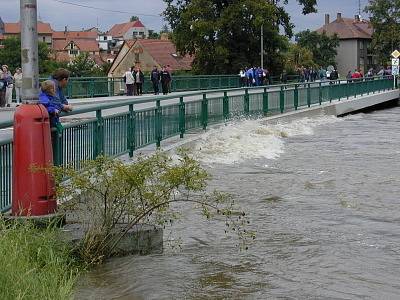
left=0, top=219, right=81, bottom=300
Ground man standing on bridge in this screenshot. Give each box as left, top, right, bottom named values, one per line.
left=151, top=66, right=160, bottom=95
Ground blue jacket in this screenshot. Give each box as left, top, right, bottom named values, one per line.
left=49, top=78, right=69, bottom=106
left=39, top=91, right=64, bottom=126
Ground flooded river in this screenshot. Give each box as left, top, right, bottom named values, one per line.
left=76, top=106, right=400, bottom=299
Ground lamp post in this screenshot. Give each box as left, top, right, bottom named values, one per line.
left=261, top=24, right=264, bottom=69
left=20, top=0, right=39, bottom=103
left=12, top=0, right=56, bottom=217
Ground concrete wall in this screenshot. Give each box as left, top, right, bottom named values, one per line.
left=336, top=39, right=358, bottom=77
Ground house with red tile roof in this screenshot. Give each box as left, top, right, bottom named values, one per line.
left=2, top=21, right=53, bottom=46
left=108, top=20, right=148, bottom=41
left=108, top=39, right=193, bottom=77
left=316, top=13, right=376, bottom=76
left=51, top=28, right=101, bottom=63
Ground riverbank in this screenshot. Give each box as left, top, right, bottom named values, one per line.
left=0, top=219, right=82, bottom=299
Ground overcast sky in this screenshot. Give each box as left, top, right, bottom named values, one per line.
left=1, top=0, right=369, bottom=33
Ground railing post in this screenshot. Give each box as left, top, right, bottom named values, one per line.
left=89, top=79, right=94, bottom=97
left=155, top=100, right=162, bottom=148
left=347, top=80, right=350, bottom=99
left=354, top=79, right=358, bottom=98
left=95, top=110, right=104, bottom=157
left=179, top=96, right=186, bottom=138
left=294, top=84, right=299, bottom=110
left=201, top=93, right=208, bottom=130
left=318, top=82, right=322, bottom=105
left=128, top=104, right=136, bottom=157
left=53, top=127, right=63, bottom=166
left=67, top=82, right=72, bottom=99
left=263, top=87, right=269, bottom=115
left=307, top=83, right=311, bottom=108
left=244, top=88, right=250, bottom=115
left=223, top=91, right=229, bottom=121
left=108, top=77, right=113, bottom=97
left=280, top=85, right=285, bottom=113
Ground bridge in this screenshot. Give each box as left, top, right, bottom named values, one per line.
left=0, top=76, right=398, bottom=212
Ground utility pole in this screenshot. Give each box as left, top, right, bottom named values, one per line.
left=20, top=0, right=39, bottom=104
left=261, top=24, right=264, bottom=69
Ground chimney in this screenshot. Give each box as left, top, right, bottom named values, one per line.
left=337, top=13, right=342, bottom=22
left=325, top=14, right=330, bottom=25
left=64, top=26, right=67, bottom=34
left=355, top=15, right=361, bottom=22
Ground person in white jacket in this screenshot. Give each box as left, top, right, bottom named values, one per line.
left=124, top=68, right=135, bottom=96
left=13, top=68, right=23, bottom=104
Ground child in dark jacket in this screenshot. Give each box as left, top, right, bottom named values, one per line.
left=39, top=80, right=72, bottom=127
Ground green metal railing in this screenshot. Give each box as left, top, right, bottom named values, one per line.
left=0, top=76, right=397, bottom=212
left=50, top=75, right=241, bottom=99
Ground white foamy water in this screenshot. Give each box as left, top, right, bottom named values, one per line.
left=192, top=116, right=341, bottom=165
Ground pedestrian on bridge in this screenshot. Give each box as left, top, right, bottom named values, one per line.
left=133, top=67, right=144, bottom=96
left=2, top=65, right=13, bottom=107
left=13, top=68, right=23, bottom=104
left=151, top=66, right=160, bottom=95
left=160, top=66, right=171, bottom=95
left=124, top=68, right=135, bottom=96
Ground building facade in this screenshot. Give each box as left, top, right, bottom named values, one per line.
left=2, top=21, right=53, bottom=46
left=108, top=39, right=193, bottom=77
left=108, top=20, right=149, bottom=41
left=316, top=13, right=376, bottom=76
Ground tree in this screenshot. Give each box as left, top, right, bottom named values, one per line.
left=365, top=0, right=400, bottom=65
left=130, top=16, right=139, bottom=22
left=284, top=43, right=315, bottom=72
left=148, top=29, right=161, bottom=39
left=50, top=151, right=253, bottom=264
left=67, top=52, right=98, bottom=77
left=162, top=0, right=318, bottom=74
left=295, top=30, right=339, bottom=67
left=0, top=36, right=55, bottom=74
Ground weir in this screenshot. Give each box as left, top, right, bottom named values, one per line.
left=0, top=76, right=399, bottom=213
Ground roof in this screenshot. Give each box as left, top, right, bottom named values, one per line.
left=316, top=17, right=373, bottom=40
left=4, top=21, right=53, bottom=34
left=53, top=31, right=98, bottom=40
left=53, top=39, right=99, bottom=52
left=107, top=20, right=145, bottom=37
left=135, top=39, right=193, bottom=70
left=54, top=52, right=71, bottom=62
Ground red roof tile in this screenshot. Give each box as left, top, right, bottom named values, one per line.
left=135, top=39, right=193, bottom=70
left=4, top=22, right=53, bottom=34
left=108, top=20, right=145, bottom=37
left=316, top=17, right=373, bottom=40
left=53, top=39, right=99, bottom=52
left=53, top=31, right=98, bottom=40
left=54, top=52, right=71, bottom=62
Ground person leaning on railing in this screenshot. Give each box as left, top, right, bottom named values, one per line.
left=50, top=68, right=72, bottom=108
left=39, top=80, right=73, bottom=130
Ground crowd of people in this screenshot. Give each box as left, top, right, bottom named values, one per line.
left=0, top=65, right=23, bottom=108
left=239, top=65, right=395, bottom=87
left=239, top=67, right=272, bottom=87
left=124, top=64, right=173, bottom=96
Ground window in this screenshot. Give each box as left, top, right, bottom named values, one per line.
left=69, top=49, right=79, bottom=55
left=359, top=40, right=364, bottom=50
left=42, top=36, right=45, bottom=42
